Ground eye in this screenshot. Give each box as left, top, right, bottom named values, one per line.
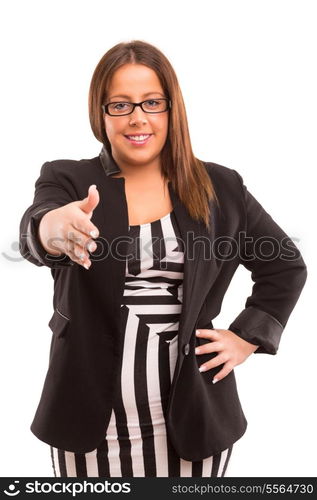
left=145, top=99, right=160, bottom=107
left=112, top=102, right=129, bottom=111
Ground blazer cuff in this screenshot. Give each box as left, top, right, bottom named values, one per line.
left=228, top=306, right=284, bottom=355
left=25, top=206, right=74, bottom=268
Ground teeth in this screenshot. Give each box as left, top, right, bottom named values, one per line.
left=127, top=134, right=150, bottom=141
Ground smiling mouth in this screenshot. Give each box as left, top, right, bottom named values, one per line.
left=124, top=134, right=152, bottom=140
left=124, top=134, right=153, bottom=145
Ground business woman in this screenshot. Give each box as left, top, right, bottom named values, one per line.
left=19, top=40, right=307, bottom=478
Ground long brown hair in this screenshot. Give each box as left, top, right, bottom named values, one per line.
left=88, top=40, right=219, bottom=230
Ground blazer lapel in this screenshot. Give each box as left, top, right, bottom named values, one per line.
left=169, top=183, right=219, bottom=367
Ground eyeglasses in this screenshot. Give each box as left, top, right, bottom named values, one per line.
left=101, top=98, right=171, bottom=116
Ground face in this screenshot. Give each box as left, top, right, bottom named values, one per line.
left=103, top=64, right=169, bottom=170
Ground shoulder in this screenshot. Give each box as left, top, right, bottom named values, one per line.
left=202, top=160, right=245, bottom=198
left=36, top=156, right=101, bottom=193
left=39, top=156, right=99, bottom=176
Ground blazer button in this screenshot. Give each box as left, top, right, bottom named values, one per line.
left=183, top=343, right=190, bottom=355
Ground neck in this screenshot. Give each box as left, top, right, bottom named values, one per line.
left=112, top=154, right=165, bottom=183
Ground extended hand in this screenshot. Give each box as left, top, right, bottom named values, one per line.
left=195, top=329, right=260, bottom=383
left=38, top=184, right=100, bottom=269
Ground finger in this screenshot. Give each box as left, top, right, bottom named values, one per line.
left=64, top=247, right=91, bottom=270
left=65, top=238, right=90, bottom=262
left=70, top=216, right=100, bottom=240
left=72, top=243, right=92, bottom=262
left=65, top=241, right=92, bottom=267
left=198, top=352, right=229, bottom=372
left=196, top=329, right=220, bottom=339
left=66, top=227, right=98, bottom=253
left=211, top=362, right=234, bottom=384
left=77, top=185, right=100, bottom=216
left=195, top=340, right=223, bottom=356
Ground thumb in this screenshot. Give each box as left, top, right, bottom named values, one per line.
left=78, top=184, right=100, bottom=215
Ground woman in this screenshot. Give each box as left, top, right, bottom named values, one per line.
left=19, top=40, right=307, bottom=477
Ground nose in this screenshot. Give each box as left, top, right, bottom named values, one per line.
left=130, top=105, right=148, bottom=123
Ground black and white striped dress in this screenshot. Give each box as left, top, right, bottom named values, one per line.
left=50, top=210, right=233, bottom=477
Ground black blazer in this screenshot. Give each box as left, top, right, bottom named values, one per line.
left=19, top=146, right=307, bottom=461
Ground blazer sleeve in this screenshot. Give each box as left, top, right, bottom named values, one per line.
left=19, top=161, right=75, bottom=269
left=227, top=169, right=308, bottom=355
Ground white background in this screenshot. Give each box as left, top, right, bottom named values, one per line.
left=0, top=0, right=315, bottom=477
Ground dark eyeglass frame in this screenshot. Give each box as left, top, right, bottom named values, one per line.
left=101, top=98, right=171, bottom=116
